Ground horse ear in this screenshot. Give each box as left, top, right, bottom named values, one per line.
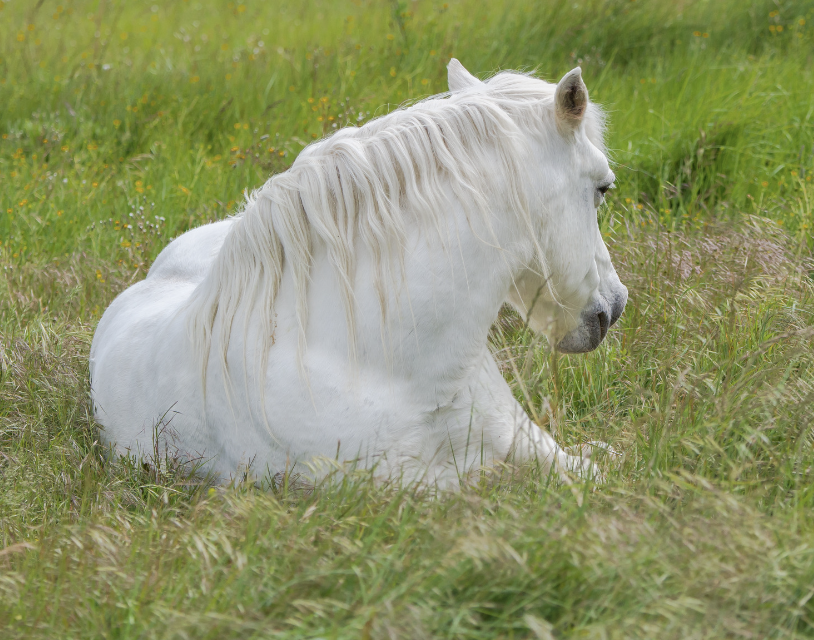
left=555, top=67, right=588, bottom=129
left=447, top=59, right=481, bottom=92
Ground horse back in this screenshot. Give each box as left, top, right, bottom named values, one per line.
left=147, top=219, right=233, bottom=283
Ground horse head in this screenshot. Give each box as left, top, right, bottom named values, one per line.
left=449, top=61, right=628, bottom=353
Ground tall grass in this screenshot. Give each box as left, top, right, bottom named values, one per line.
left=2, top=0, right=814, bottom=637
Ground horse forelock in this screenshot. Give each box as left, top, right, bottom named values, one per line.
left=185, top=69, right=606, bottom=394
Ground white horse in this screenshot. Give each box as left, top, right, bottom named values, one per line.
left=89, top=60, right=627, bottom=487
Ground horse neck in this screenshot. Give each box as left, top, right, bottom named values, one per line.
left=386, top=191, right=529, bottom=394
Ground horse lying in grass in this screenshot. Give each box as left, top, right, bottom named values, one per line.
left=90, top=59, right=627, bottom=487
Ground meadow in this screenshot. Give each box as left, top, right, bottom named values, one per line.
left=2, top=0, right=814, bottom=637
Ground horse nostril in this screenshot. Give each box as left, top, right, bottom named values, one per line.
left=597, top=310, right=609, bottom=341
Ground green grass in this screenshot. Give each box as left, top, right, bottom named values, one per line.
left=2, top=0, right=814, bottom=637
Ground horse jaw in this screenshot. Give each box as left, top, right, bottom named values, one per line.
left=508, top=261, right=627, bottom=354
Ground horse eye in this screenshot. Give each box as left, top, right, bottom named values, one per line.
left=595, top=182, right=613, bottom=208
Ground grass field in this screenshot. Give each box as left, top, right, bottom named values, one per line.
left=2, top=0, right=814, bottom=637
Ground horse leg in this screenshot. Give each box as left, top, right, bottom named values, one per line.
left=476, top=353, right=599, bottom=482
left=509, top=414, right=601, bottom=483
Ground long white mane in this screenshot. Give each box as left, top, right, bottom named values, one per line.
left=186, top=70, right=606, bottom=387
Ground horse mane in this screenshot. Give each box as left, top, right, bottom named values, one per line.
left=185, top=70, right=606, bottom=392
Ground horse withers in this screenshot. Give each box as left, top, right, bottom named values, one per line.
left=90, top=59, right=627, bottom=487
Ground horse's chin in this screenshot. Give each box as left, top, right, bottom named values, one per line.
left=554, top=327, right=603, bottom=354
left=553, top=308, right=608, bottom=353
left=530, top=318, right=603, bottom=354
left=553, top=288, right=627, bottom=354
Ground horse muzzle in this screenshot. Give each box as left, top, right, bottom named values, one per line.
left=555, top=285, right=628, bottom=354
